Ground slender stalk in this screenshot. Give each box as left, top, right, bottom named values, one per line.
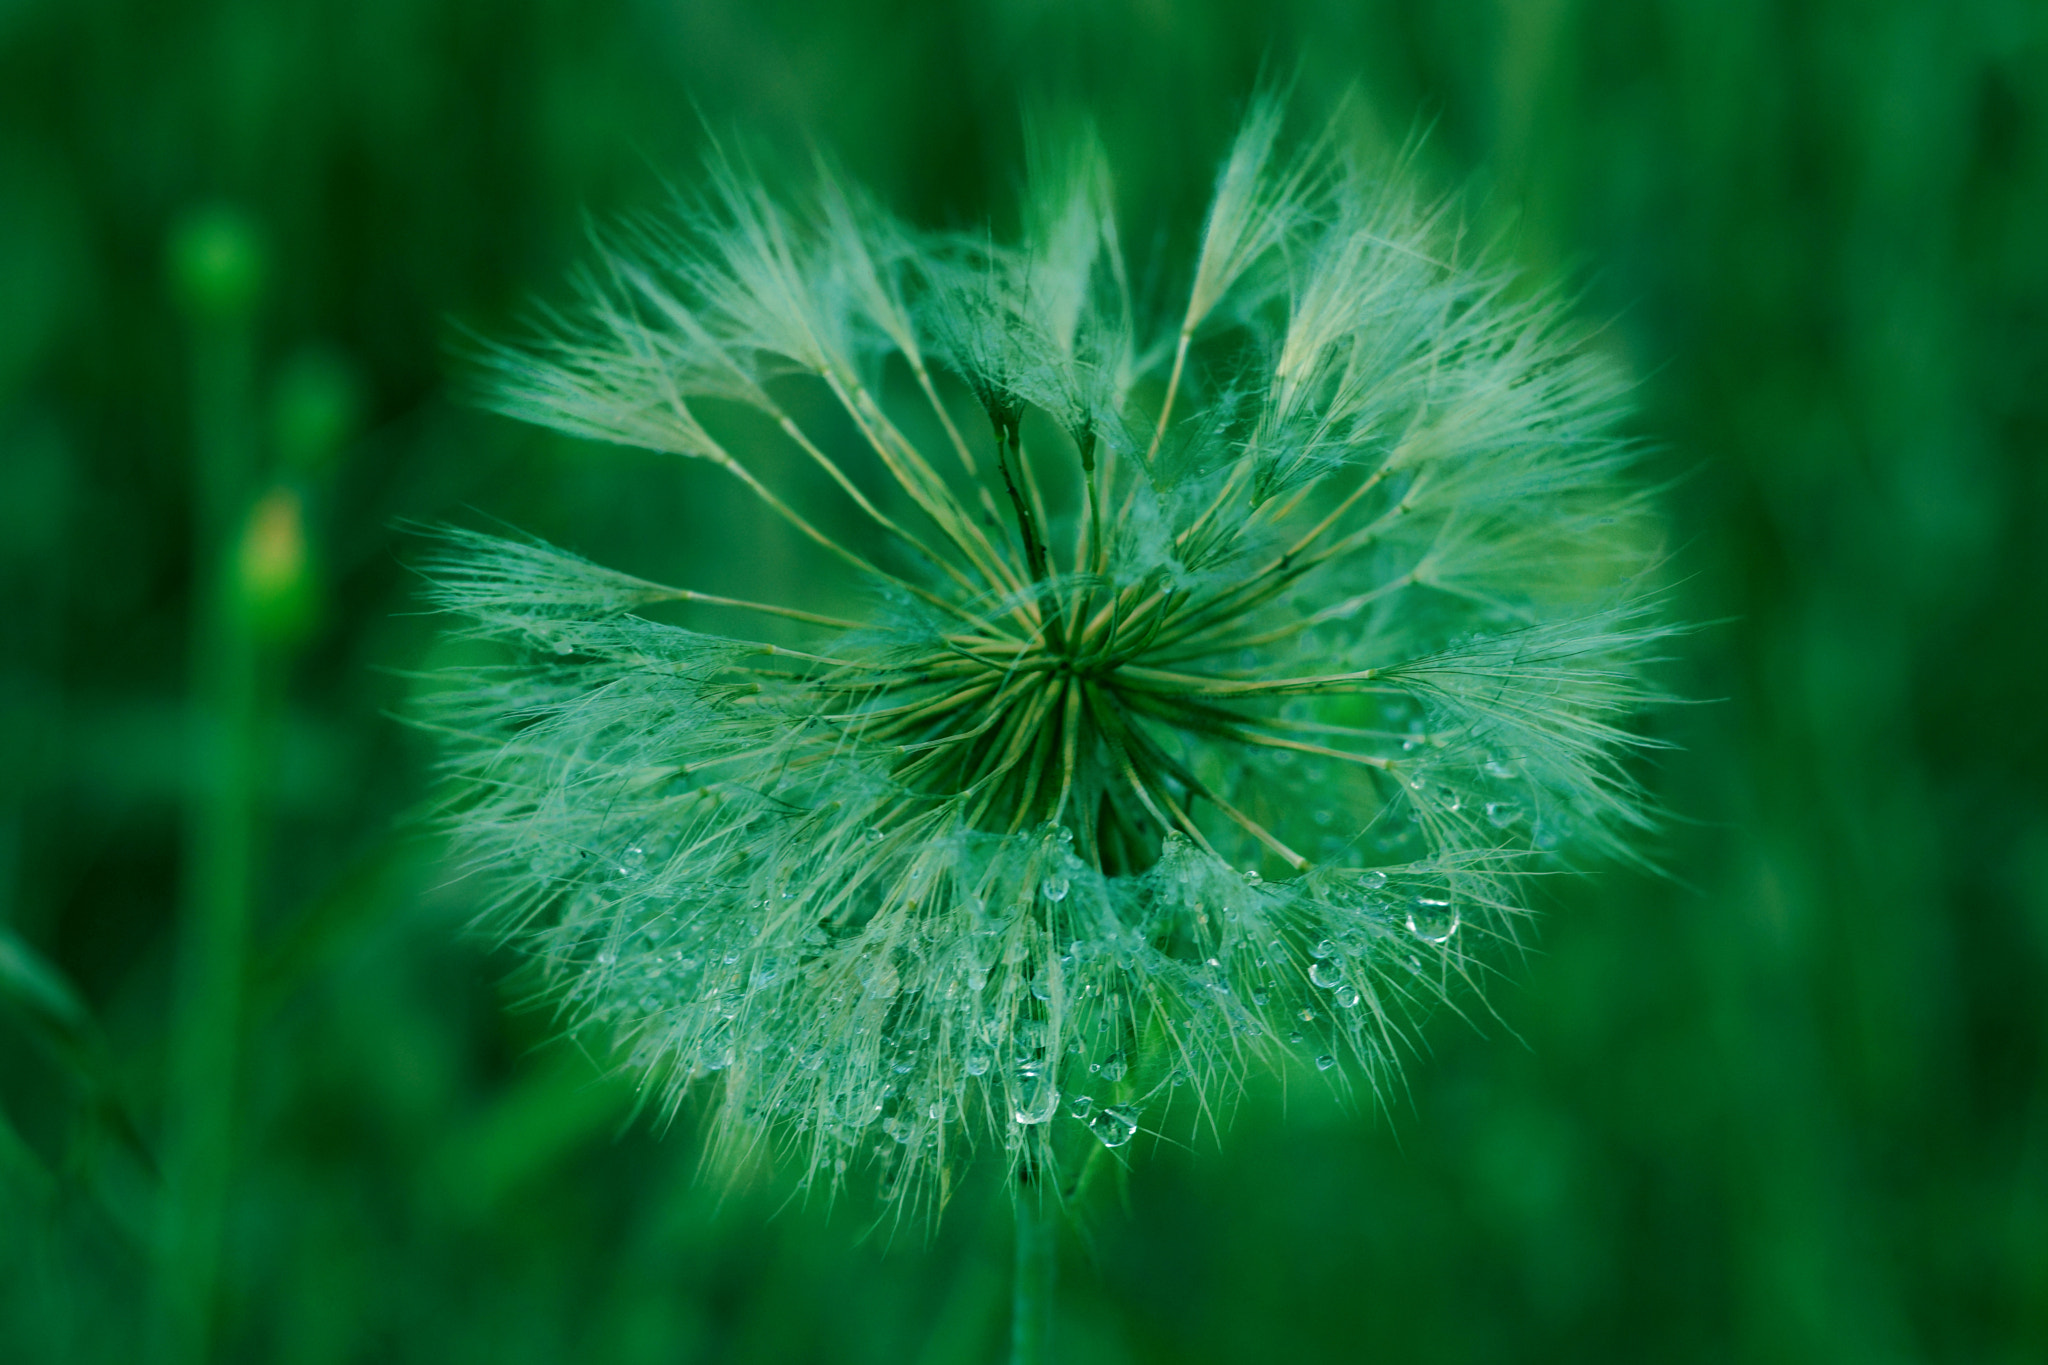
left=1010, top=1178, right=1057, bottom=1365
left=153, top=211, right=264, bottom=1365
left=991, top=416, right=1050, bottom=582
left=1144, top=327, right=1192, bottom=464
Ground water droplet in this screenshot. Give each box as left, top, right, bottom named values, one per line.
left=551, top=638, right=574, bottom=656
left=1311, top=938, right=1335, bottom=959
left=1361, top=870, right=1387, bottom=890
left=1483, top=758, right=1516, bottom=780
left=1335, top=985, right=1361, bottom=1009
left=965, top=1048, right=991, bottom=1077
left=1087, top=1104, right=1139, bottom=1148
left=596, top=951, right=616, bottom=966
left=1012, top=1067, right=1059, bottom=1125
left=1041, top=875, right=1070, bottom=903
left=1068, top=1094, right=1094, bottom=1119
left=1029, top=976, right=1052, bottom=1002
left=1098, top=1052, right=1128, bottom=1082
left=1309, top=960, right=1345, bottom=989
left=1315, top=1054, right=1337, bottom=1071
left=1169, top=1068, right=1189, bottom=1088
left=1485, top=801, right=1523, bottom=828
left=1298, top=1008, right=1316, bottom=1023
left=1287, top=1029, right=1304, bottom=1044
left=1242, top=869, right=1263, bottom=885
left=1406, top=894, right=1460, bottom=945
left=1251, top=988, right=1271, bottom=1006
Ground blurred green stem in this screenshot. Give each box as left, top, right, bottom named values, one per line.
left=1010, top=1171, right=1057, bottom=1365
left=152, top=212, right=263, bottom=1365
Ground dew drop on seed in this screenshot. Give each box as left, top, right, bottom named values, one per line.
left=1311, top=938, right=1335, bottom=959
left=1485, top=801, right=1523, bottom=828
left=1335, top=985, right=1361, bottom=1009
left=1484, top=759, right=1516, bottom=780
left=1310, top=960, right=1344, bottom=989
left=1362, top=870, right=1388, bottom=890
left=1098, top=1052, right=1128, bottom=1082
left=866, top=828, right=885, bottom=843
left=1012, top=1068, right=1059, bottom=1125
left=965, top=1048, right=991, bottom=1077
left=1068, top=1094, right=1094, bottom=1119
left=1242, top=869, right=1262, bottom=885
left=551, top=638, right=574, bottom=656
left=1406, top=894, right=1460, bottom=945
left=1088, top=1104, right=1139, bottom=1149
left=1041, top=875, right=1070, bottom=903
left=1315, top=1054, right=1337, bottom=1071
left=1298, top=1009, right=1316, bottom=1023
left=1288, top=1030, right=1304, bottom=1044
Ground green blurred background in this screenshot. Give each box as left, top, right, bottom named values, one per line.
left=3, top=1, right=2044, bottom=1361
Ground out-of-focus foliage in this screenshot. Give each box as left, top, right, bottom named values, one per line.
left=0, top=2, right=2042, bottom=1363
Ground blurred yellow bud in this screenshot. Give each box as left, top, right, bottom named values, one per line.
left=236, top=485, right=315, bottom=638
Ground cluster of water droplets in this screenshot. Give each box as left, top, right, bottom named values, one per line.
left=504, top=784, right=1532, bottom=1209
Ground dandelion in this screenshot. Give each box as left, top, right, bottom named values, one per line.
left=420, top=99, right=1677, bottom=1226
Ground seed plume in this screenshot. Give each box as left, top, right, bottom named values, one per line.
left=422, top=99, right=1677, bottom=1218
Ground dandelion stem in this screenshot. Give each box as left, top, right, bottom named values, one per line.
left=1010, top=1178, right=1057, bottom=1365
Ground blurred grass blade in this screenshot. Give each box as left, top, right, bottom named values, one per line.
left=0, top=923, right=88, bottom=1036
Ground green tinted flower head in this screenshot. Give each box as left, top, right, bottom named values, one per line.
left=423, top=99, right=1676, bottom=1217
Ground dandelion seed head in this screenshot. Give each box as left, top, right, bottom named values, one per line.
left=423, top=100, right=1679, bottom=1220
